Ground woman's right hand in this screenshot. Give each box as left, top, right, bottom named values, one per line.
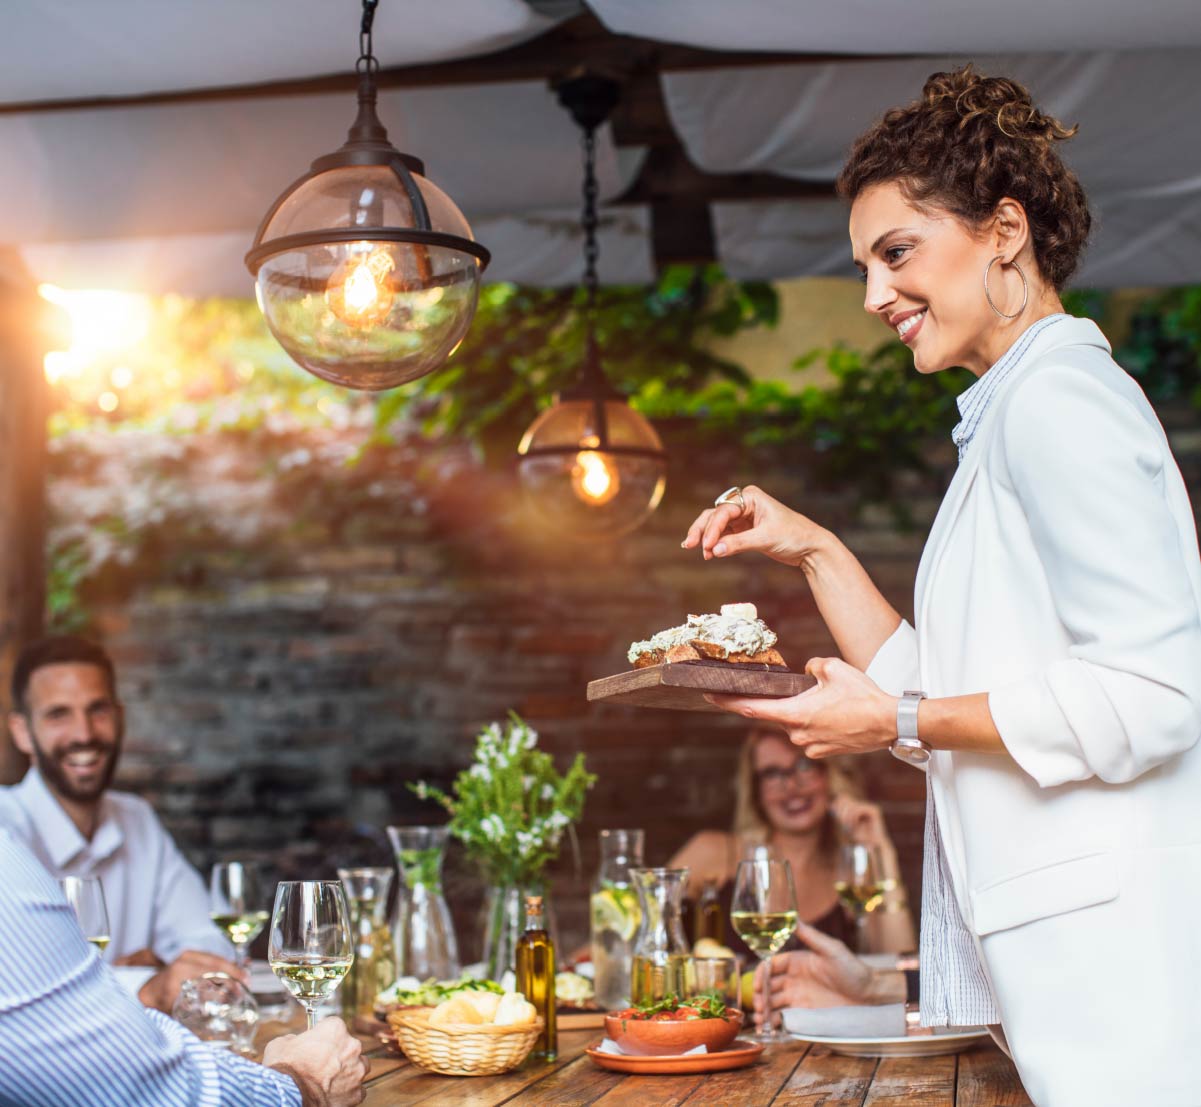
left=681, top=485, right=828, bottom=567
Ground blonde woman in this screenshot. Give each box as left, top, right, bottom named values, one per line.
left=669, top=724, right=916, bottom=956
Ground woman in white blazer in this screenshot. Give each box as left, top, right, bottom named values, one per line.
left=684, top=68, right=1201, bottom=1107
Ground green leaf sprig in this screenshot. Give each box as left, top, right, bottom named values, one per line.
left=411, top=712, right=595, bottom=886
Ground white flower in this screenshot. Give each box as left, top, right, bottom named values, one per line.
left=480, top=814, right=506, bottom=842
left=540, top=784, right=555, bottom=802
left=470, top=763, right=493, bottom=783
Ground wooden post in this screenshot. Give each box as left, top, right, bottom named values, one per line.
left=0, top=252, right=49, bottom=783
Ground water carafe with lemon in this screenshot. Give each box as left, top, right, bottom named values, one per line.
left=589, top=828, right=643, bottom=1009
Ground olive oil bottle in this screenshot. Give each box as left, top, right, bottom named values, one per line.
left=515, top=894, right=557, bottom=1061
left=695, top=877, right=725, bottom=944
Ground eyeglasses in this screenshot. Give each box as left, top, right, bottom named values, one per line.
left=755, top=760, right=823, bottom=791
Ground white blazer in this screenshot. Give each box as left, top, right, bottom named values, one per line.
left=866, top=317, right=1201, bottom=1107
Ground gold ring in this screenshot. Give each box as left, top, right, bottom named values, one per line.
left=715, top=486, right=746, bottom=511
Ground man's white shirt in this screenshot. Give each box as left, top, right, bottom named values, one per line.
left=0, top=767, right=233, bottom=991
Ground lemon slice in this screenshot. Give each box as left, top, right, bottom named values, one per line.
left=591, top=887, right=640, bottom=942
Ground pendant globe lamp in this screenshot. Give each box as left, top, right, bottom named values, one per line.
left=517, top=75, right=667, bottom=539
left=245, top=0, right=490, bottom=391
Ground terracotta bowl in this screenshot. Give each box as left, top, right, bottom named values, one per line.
left=604, top=1010, right=743, bottom=1056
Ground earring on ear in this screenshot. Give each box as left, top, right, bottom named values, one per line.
left=984, top=255, right=1028, bottom=320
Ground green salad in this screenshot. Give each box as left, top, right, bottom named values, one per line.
left=614, top=991, right=730, bottom=1021
left=376, top=975, right=504, bottom=1009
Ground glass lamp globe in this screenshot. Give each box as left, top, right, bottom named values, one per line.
left=249, top=164, right=483, bottom=391
left=518, top=399, right=667, bottom=538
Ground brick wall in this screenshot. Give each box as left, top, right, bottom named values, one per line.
left=70, top=405, right=1201, bottom=960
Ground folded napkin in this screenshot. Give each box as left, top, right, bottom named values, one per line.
left=781, top=1003, right=907, bottom=1039
left=596, top=1038, right=708, bottom=1056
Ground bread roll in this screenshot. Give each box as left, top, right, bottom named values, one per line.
left=462, top=991, right=502, bottom=1021
left=493, top=991, right=537, bottom=1026
left=429, top=995, right=485, bottom=1028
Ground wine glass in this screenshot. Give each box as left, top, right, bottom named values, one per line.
left=60, top=876, right=111, bottom=954
left=268, top=881, right=353, bottom=1030
left=835, top=841, right=887, bottom=952
left=210, top=862, right=268, bottom=969
left=729, top=858, right=798, bottom=1041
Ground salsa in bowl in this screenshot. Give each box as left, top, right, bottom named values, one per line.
left=605, top=993, right=743, bottom=1056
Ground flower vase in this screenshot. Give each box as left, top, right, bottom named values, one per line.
left=483, top=880, right=558, bottom=982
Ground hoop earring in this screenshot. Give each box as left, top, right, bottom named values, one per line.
left=984, top=255, right=1028, bottom=320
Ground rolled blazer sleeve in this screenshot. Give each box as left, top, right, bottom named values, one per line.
left=989, top=365, right=1201, bottom=787
left=865, top=619, right=920, bottom=695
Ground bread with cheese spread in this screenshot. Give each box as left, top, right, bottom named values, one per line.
left=628, top=604, right=786, bottom=669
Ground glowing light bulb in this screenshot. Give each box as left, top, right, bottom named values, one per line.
left=325, top=246, right=395, bottom=327
left=571, top=448, right=620, bottom=506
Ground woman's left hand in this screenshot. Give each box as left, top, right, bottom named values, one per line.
left=706, top=657, right=896, bottom=759
left=830, top=794, right=890, bottom=848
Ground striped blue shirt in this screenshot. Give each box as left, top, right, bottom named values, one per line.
left=918, top=314, right=1072, bottom=1029
left=0, top=830, right=301, bottom=1107
left=951, top=314, right=1068, bottom=460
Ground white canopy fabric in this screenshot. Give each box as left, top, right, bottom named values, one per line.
left=590, top=0, right=1201, bottom=54
left=3, top=2, right=1201, bottom=292
left=664, top=50, right=1201, bottom=286
left=0, top=0, right=556, bottom=102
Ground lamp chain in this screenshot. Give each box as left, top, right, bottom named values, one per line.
left=581, top=125, right=600, bottom=311
left=358, top=0, right=380, bottom=74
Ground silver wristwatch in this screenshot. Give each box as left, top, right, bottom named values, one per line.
left=890, top=690, right=931, bottom=767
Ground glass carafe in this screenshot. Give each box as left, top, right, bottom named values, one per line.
left=630, top=867, right=694, bottom=1006
left=590, top=829, right=644, bottom=1009
left=337, top=866, right=396, bottom=1021
left=387, top=826, right=460, bottom=981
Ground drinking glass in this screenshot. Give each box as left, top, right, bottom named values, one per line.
left=172, top=972, right=260, bottom=1056
left=268, top=881, right=354, bottom=1030
left=729, top=858, right=798, bottom=1041
left=691, top=955, right=741, bottom=1013
left=835, top=842, right=887, bottom=952
left=210, top=862, right=268, bottom=969
left=60, top=876, right=111, bottom=954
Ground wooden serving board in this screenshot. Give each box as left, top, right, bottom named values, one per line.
left=587, top=659, right=815, bottom=713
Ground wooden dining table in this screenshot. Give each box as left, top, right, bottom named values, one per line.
left=257, top=1016, right=1034, bottom=1105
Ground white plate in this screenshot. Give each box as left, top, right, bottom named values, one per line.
left=787, top=1027, right=991, bottom=1058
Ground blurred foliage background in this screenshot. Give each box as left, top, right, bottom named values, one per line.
left=40, top=271, right=1201, bottom=629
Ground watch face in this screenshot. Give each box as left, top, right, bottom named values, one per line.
left=890, top=739, right=931, bottom=768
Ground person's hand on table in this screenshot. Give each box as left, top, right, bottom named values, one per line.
left=264, top=1016, right=368, bottom=1107
left=136, top=950, right=246, bottom=1013
left=682, top=485, right=829, bottom=567
left=753, top=923, right=905, bottom=1028
left=707, top=656, right=896, bottom=760
left=113, top=947, right=164, bottom=969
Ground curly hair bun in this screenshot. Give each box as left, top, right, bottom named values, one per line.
left=837, top=65, right=1091, bottom=289
left=923, top=66, right=1078, bottom=145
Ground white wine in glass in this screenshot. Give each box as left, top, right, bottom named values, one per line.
left=730, top=858, right=798, bottom=1041
left=835, top=842, right=887, bottom=950
left=60, top=876, right=111, bottom=955
left=268, top=880, right=353, bottom=1030
left=210, top=862, right=268, bottom=968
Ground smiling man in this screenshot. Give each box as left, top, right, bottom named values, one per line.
left=0, top=636, right=239, bottom=1009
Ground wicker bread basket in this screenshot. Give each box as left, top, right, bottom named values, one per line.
left=389, top=1010, right=544, bottom=1076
